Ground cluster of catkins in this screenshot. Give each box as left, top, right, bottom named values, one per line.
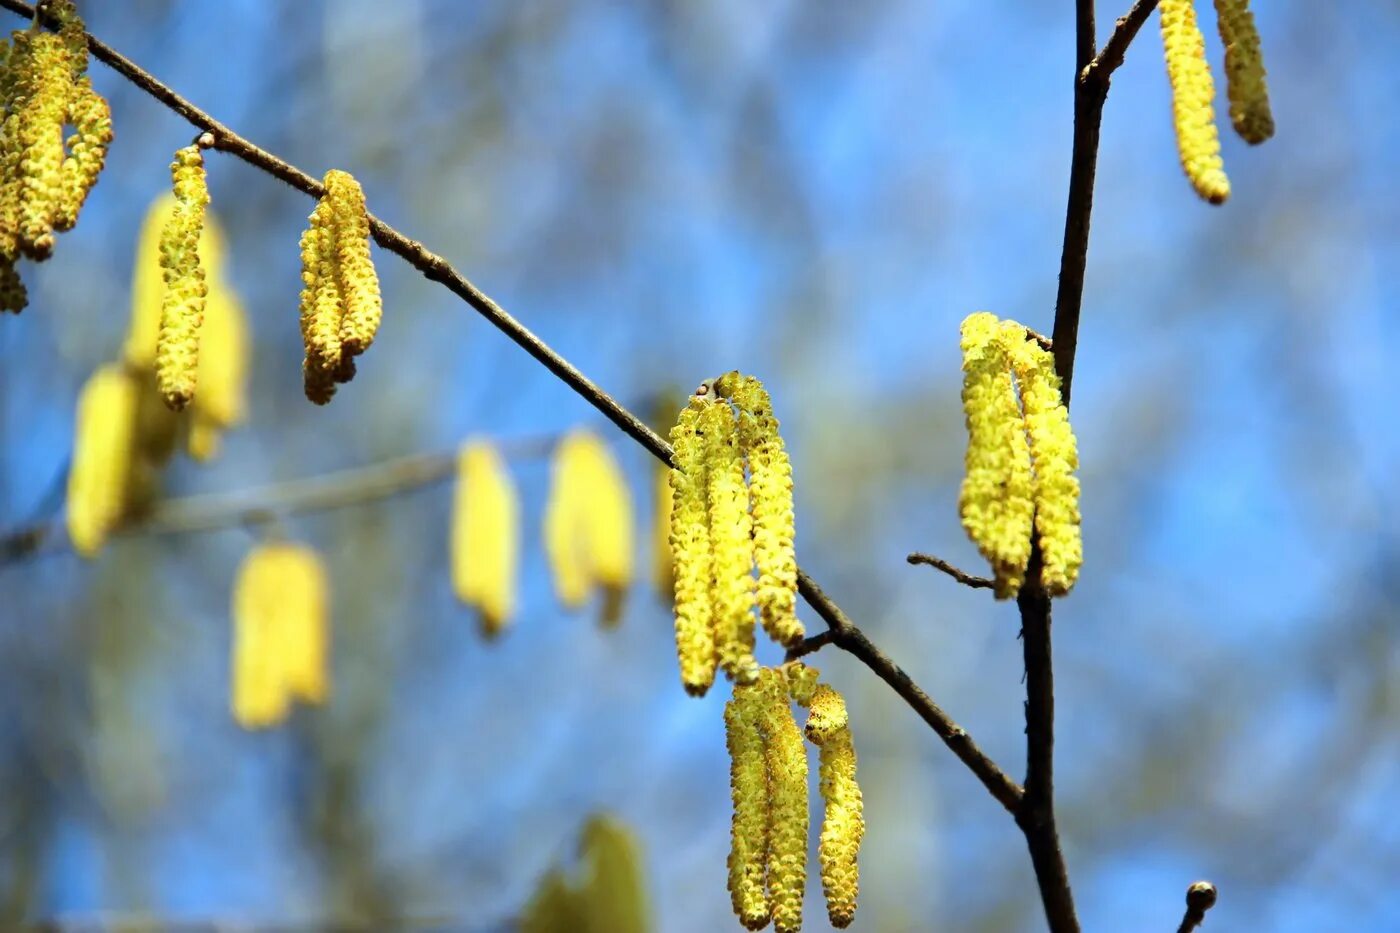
left=0, top=0, right=111, bottom=312
left=67, top=193, right=249, bottom=556
left=959, top=312, right=1082, bottom=598
left=727, top=663, right=864, bottom=932
left=1159, top=0, right=1274, bottom=204
left=231, top=540, right=331, bottom=729
left=668, top=373, right=802, bottom=696
left=451, top=430, right=636, bottom=637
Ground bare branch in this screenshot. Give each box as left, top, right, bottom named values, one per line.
left=1087, top=1, right=1162, bottom=84
left=1176, top=881, right=1219, bottom=933
left=906, top=552, right=995, bottom=590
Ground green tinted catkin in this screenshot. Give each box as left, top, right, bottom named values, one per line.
left=668, top=398, right=718, bottom=695
left=1212, top=0, right=1273, bottom=144
left=725, top=685, right=772, bottom=930
left=703, top=398, right=759, bottom=686
left=756, top=669, right=809, bottom=933
left=154, top=145, right=210, bottom=410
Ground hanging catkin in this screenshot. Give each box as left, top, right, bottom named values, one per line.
left=1212, top=0, right=1273, bottom=145
left=154, top=145, right=211, bottom=410
left=1160, top=0, right=1230, bottom=204
left=757, top=669, right=809, bottom=933
left=66, top=363, right=140, bottom=557
left=806, top=685, right=863, bottom=929
left=725, top=685, right=771, bottom=930
left=668, top=398, right=719, bottom=696
left=451, top=440, right=520, bottom=636
left=704, top=398, right=759, bottom=686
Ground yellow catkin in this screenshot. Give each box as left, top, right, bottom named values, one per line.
left=544, top=432, right=594, bottom=611
left=1002, top=325, right=1083, bottom=597
left=958, top=312, right=1035, bottom=598
left=725, top=686, right=771, bottom=930
left=755, top=669, right=809, bottom=933
left=726, top=374, right=804, bottom=649
left=53, top=75, right=111, bottom=231
left=323, top=170, right=382, bottom=356
left=451, top=440, right=520, bottom=637
left=65, top=363, right=139, bottom=557
left=653, top=463, right=675, bottom=599
left=124, top=193, right=178, bottom=367
left=231, top=542, right=331, bottom=728
left=571, top=431, right=634, bottom=625
left=154, top=145, right=210, bottom=410
left=187, top=284, right=249, bottom=461
left=668, top=399, right=718, bottom=696
left=1212, top=0, right=1273, bottom=145
left=1160, top=0, right=1230, bottom=204
left=782, top=661, right=820, bottom=708
left=806, top=685, right=863, bottom=929
left=704, top=399, right=759, bottom=686
left=0, top=30, right=34, bottom=266
left=12, top=31, right=68, bottom=261
left=298, top=198, right=342, bottom=404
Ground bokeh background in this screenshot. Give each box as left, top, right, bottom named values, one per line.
left=1, top=1, right=1397, bottom=930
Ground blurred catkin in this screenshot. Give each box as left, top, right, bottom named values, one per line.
left=154, top=145, right=211, bottom=410
left=544, top=430, right=635, bottom=622
left=727, top=374, right=803, bottom=649
left=668, top=399, right=718, bottom=695
left=1212, top=0, right=1273, bottom=144
left=451, top=440, right=520, bottom=636
left=65, top=364, right=140, bottom=557
left=958, top=312, right=1035, bottom=597
left=1160, top=0, right=1230, bottom=203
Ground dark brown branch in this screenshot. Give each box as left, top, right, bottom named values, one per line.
left=1087, top=1, right=1161, bottom=82
left=0, top=0, right=1026, bottom=824
left=1175, top=881, right=1218, bottom=933
left=906, top=552, right=995, bottom=590
left=783, top=628, right=838, bottom=662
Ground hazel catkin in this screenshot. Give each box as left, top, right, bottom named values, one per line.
left=154, top=145, right=211, bottom=410
left=668, top=399, right=719, bottom=696
left=725, top=686, right=771, bottom=930
left=65, top=363, right=140, bottom=557
left=806, top=685, right=863, bottom=929
left=323, top=170, right=382, bottom=355
left=755, top=669, right=809, bottom=933
left=543, top=431, right=634, bottom=625
left=1212, top=0, right=1273, bottom=145
left=1160, top=0, right=1230, bottom=204
left=704, top=398, right=759, bottom=686
left=451, top=440, right=520, bottom=637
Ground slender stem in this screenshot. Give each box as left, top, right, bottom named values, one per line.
left=1175, top=881, right=1218, bottom=933
left=906, top=552, right=995, bottom=590
left=0, top=0, right=1025, bottom=823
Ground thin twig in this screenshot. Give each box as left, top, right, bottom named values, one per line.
left=1087, top=0, right=1162, bottom=82
left=784, top=629, right=838, bottom=662
left=1175, top=881, right=1218, bottom=933
left=0, top=0, right=1025, bottom=822
left=906, top=552, right=995, bottom=589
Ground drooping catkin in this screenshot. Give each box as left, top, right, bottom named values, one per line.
left=299, top=198, right=342, bottom=404
left=323, top=170, right=382, bottom=355
left=1002, top=324, right=1083, bottom=597
left=727, top=373, right=803, bottom=649
left=154, top=145, right=211, bottom=410
left=1160, top=0, right=1230, bottom=204
left=1212, top=0, right=1273, bottom=144
left=451, top=440, right=520, bottom=637
left=806, top=685, right=863, bottom=929
left=53, top=75, right=111, bottom=231
left=653, top=463, right=675, bottom=599
left=756, top=669, right=809, bottom=933
left=12, top=30, right=68, bottom=261
left=547, top=430, right=633, bottom=626
left=544, top=433, right=591, bottom=610
left=668, top=399, right=718, bottom=696
left=958, top=312, right=1035, bottom=598
left=65, top=363, right=140, bottom=557
left=704, top=398, right=760, bottom=686
left=782, top=660, right=820, bottom=708
left=725, top=685, right=771, bottom=930
left=188, top=282, right=249, bottom=461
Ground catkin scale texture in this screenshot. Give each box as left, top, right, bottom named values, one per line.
left=66, top=364, right=139, bottom=557
left=668, top=401, right=719, bottom=695
left=729, top=375, right=803, bottom=649
left=1212, top=0, right=1273, bottom=144
left=154, top=146, right=210, bottom=410
left=807, top=687, right=863, bottom=929
left=725, top=688, right=772, bottom=929
left=1160, top=0, right=1230, bottom=204
left=757, top=670, right=809, bottom=933
left=451, top=441, right=520, bottom=636
left=958, top=312, right=1035, bottom=597
left=704, top=400, right=759, bottom=686
left=324, top=170, right=382, bottom=355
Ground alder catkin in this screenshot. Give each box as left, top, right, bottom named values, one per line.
left=1003, top=324, right=1083, bottom=597
left=65, top=364, right=139, bottom=557
left=323, top=169, right=382, bottom=355
left=704, top=398, right=759, bottom=686
left=668, top=399, right=718, bottom=696
left=727, top=373, right=803, bottom=649
left=1160, top=0, right=1230, bottom=204
left=756, top=669, right=808, bottom=933
left=725, top=686, right=772, bottom=930
left=806, top=685, right=863, bottom=929
left=451, top=440, right=520, bottom=637
left=1212, top=0, right=1273, bottom=145
left=958, top=312, right=1035, bottom=598
left=154, top=145, right=210, bottom=410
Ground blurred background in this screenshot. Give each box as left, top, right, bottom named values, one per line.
left=1, top=1, right=1397, bottom=930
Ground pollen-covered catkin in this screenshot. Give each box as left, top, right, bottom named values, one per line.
left=782, top=661, right=820, bottom=708
left=806, top=685, right=863, bottom=929
left=756, top=669, right=809, bottom=933
left=725, top=685, right=771, bottom=930
left=654, top=463, right=675, bottom=599
left=66, top=364, right=140, bottom=557
left=53, top=75, right=111, bottom=231
left=704, top=398, right=760, bottom=686
left=1160, top=0, right=1230, bottom=204
left=727, top=374, right=803, bottom=649
left=1212, top=0, right=1273, bottom=145
left=188, top=282, right=250, bottom=461
left=668, top=399, right=718, bottom=695
left=12, top=31, right=69, bottom=260
left=958, top=312, right=1035, bottom=598
left=1003, top=324, right=1083, bottom=597
left=323, top=170, right=382, bottom=355
left=154, top=145, right=211, bottom=410
left=451, top=440, right=521, bottom=637
left=298, top=198, right=342, bottom=404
